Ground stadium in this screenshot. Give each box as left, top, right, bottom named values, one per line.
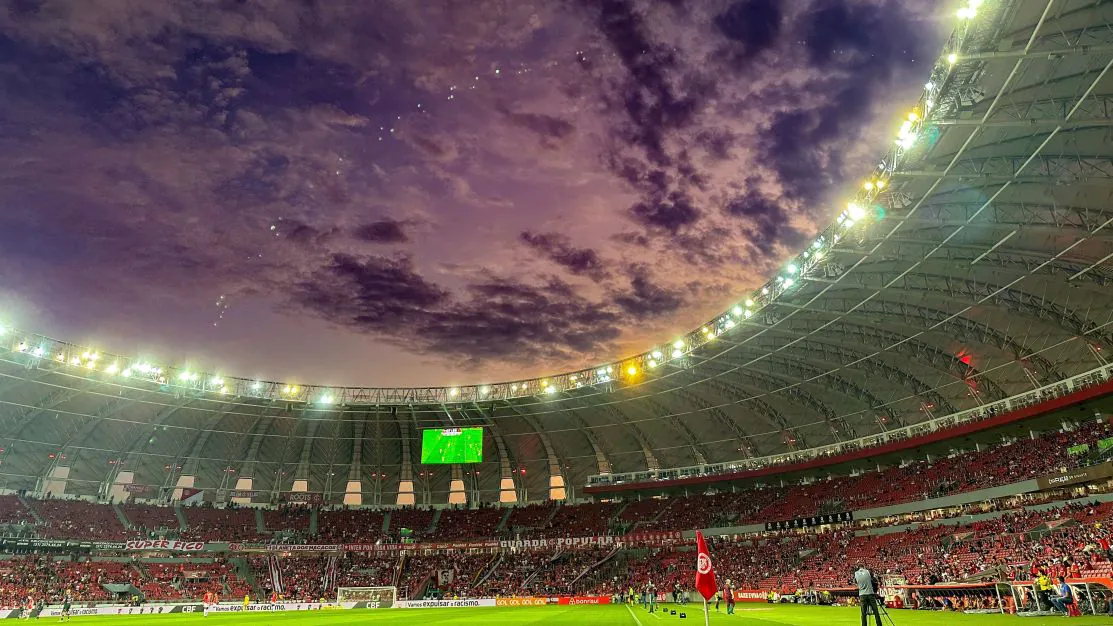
left=1, top=0, right=1113, bottom=624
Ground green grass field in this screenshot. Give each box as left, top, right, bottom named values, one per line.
left=47, top=604, right=1113, bottom=625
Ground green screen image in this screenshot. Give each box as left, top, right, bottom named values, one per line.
left=421, top=427, right=483, bottom=464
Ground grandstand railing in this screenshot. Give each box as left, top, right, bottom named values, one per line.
left=586, top=363, right=1113, bottom=489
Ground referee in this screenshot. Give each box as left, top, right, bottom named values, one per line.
left=854, top=564, right=883, bottom=626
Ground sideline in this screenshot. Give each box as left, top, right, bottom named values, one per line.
left=625, top=604, right=645, bottom=626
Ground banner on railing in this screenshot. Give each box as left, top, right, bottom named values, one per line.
left=222, top=490, right=259, bottom=498
left=496, top=597, right=548, bottom=607
left=1036, top=461, right=1113, bottom=490
left=765, top=512, right=853, bottom=531
left=125, top=540, right=206, bottom=552
left=1099, top=437, right=1113, bottom=452
left=123, top=484, right=149, bottom=494
left=0, top=537, right=126, bottom=551
left=1067, top=444, right=1091, bottom=456
left=259, top=531, right=681, bottom=554
left=283, top=492, right=323, bottom=504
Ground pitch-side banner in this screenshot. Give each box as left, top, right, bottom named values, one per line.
left=126, top=540, right=206, bottom=552
left=395, top=599, right=497, bottom=609
left=551, top=596, right=612, bottom=605
left=496, top=597, right=548, bottom=607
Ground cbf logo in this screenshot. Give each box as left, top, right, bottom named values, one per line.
left=697, top=553, right=711, bottom=575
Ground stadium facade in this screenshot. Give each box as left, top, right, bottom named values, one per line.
left=1, top=0, right=1112, bottom=511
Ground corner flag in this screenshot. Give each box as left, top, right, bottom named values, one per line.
left=694, top=531, right=718, bottom=601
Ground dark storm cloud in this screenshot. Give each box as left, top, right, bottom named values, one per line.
left=497, top=105, right=577, bottom=147
left=714, top=0, right=783, bottom=66
left=290, top=255, right=621, bottom=361
left=520, top=232, right=611, bottom=281
left=612, top=266, right=685, bottom=317
left=352, top=220, right=412, bottom=244
left=760, top=0, right=931, bottom=204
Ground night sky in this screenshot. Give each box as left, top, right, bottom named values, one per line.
left=0, top=0, right=947, bottom=387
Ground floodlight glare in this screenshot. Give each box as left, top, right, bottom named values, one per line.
left=744, top=299, right=754, bottom=307
left=449, top=388, right=459, bottom=397
left=648, top=359, right=658, bottom=368
left=33, top=346, right=44, bottom=357
left=211, top=377, right=223, bottom=387
left=626, top=366, right=637, bottom=376
left=479, top=386, right=490, bottom=395
left=947, top=53, right=958, bottom=65
left=545, top=385, right=558, bottom=394
left=786, top=264, right=798, bottom=274
left=732, top=306, right=743, bottom=317
left=651, top=351, right=662, bottom=359
left=673, top=340, right=685, bottom=349
left=847, top=203, right=867, bottom=220
left=671, top=349, right=683, bottom=359
left=179, top=372, right=191, bottom=381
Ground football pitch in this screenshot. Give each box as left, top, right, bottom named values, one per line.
left=51, top=604, right=1113, bottom=625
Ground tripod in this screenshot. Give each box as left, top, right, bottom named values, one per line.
left=876, top=597, right=897, bottom=626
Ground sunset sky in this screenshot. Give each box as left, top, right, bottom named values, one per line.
left=0, top=0, right=949, bottom=387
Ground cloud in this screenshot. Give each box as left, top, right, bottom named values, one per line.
left=352, top=220, right=412, bottom=244
left=0, top=0, right=946, bottom=383
left=520, top=231, right=611, bottom=281
left=612, top=265, right=685, bottom=317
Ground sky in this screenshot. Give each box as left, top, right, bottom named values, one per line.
left=0, top=0, right=949, bottom=387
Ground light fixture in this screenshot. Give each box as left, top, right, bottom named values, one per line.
left=786, top=264, right=798, bottom=274
left=122, top=369, right=132, bottom=378
left=479, top=386, right=490, bottom=395
left=732, top=306, right=743, bottom=317
left=744, top=299, right=754, bottom=307
left=761, top=287, right=769, bottom=295
left=743, top=310, right=753, bottom=319
left=626, top=366, right=637, bottom=376
left=545, top=385, right=558, bottom=394
left=70, top=357, right=81, bottom=366
left=179, top=372, right=191, bottom=381
left=673, top=340, right=684, bottom=349
left=211, top=377, right=223, bottom=387
left=449, top=388, right=459, bottom=397
left=32, top=347, right=44, bottom=357
left=784, top=278, right=795, bottom=288
left=321, top=395, right=334, bottom=404
left=252, top=381, right=261, bottom=390
left=672, top=349, right=683, bottom=359
left=648, top=359, right=658, bottom=368
left=947, top=53, right=958, bottom=65
left=847, top=203, right=866, bottom=220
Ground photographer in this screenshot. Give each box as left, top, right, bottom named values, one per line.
left=854, top=564, right=883, bottom=626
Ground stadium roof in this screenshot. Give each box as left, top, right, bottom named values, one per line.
left=1, top=0, right=1113, bottom=504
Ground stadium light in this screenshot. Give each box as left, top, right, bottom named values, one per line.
left=626, top=366, right=637, bottom=377
left=744, top=299, right=754, bottom=307
left=121, top=369, right=132, bottom=378
left=947, top=53, right=958, bottom=65
left=479, top=386, right=489, bottom=396
left=449, top=388, right=459, bottom=397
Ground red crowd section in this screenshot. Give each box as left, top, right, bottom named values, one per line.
left=0, top=418, right=1106, bottom=546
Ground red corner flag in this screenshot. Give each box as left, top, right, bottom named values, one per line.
left=694, top=531, right=718, bottom=601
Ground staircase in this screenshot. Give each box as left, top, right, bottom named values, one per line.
left=17, top=495, right=45, bottom=525
left=254, top=509, right=266, bottom=534
left=309, top=508, right=319, bottom=536
left=427, top=509, right=442, bottom=535
left=382, top=511, right=392, bottom=534
left=495, top=508, right=513, bottom=533
left=569, top=545, right=621, bottom=590
left=471, top=553, right=504, bottom=590
left=113, top=504, right=134, bottom=531
left=174, top=503, right=188, bottom=532
left=230, top=557, right=262, bottom=598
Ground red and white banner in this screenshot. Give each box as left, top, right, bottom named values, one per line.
left=126, top=540, right=205, bottom=552
left=179, top=488, right=204, bottom=505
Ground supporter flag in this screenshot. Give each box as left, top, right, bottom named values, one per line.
left=694, top=531, right=718, bottom=601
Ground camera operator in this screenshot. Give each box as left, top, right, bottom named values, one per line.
left=854, top=563, right=883, bottom=626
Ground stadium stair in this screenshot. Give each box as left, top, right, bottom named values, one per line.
left=381, top=510, right=392, bottom=534
left=428, top=509, right=442, bottom=535
left=472, top=552, right=504, bottom=590
left=568, top=545, right=621, bottom=589
left=495, top=507, right=512, bottom=533
left=309, top=507, right=318, bottom=536
left=230, top=556, right=262, bottom=598
left=113, top=503, right=134, bottom=531
left=17, top=494, right=45, bottom=525
left=173, top=503, right=188, bottom=531
left=254, top=508, right=266, bottom=535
